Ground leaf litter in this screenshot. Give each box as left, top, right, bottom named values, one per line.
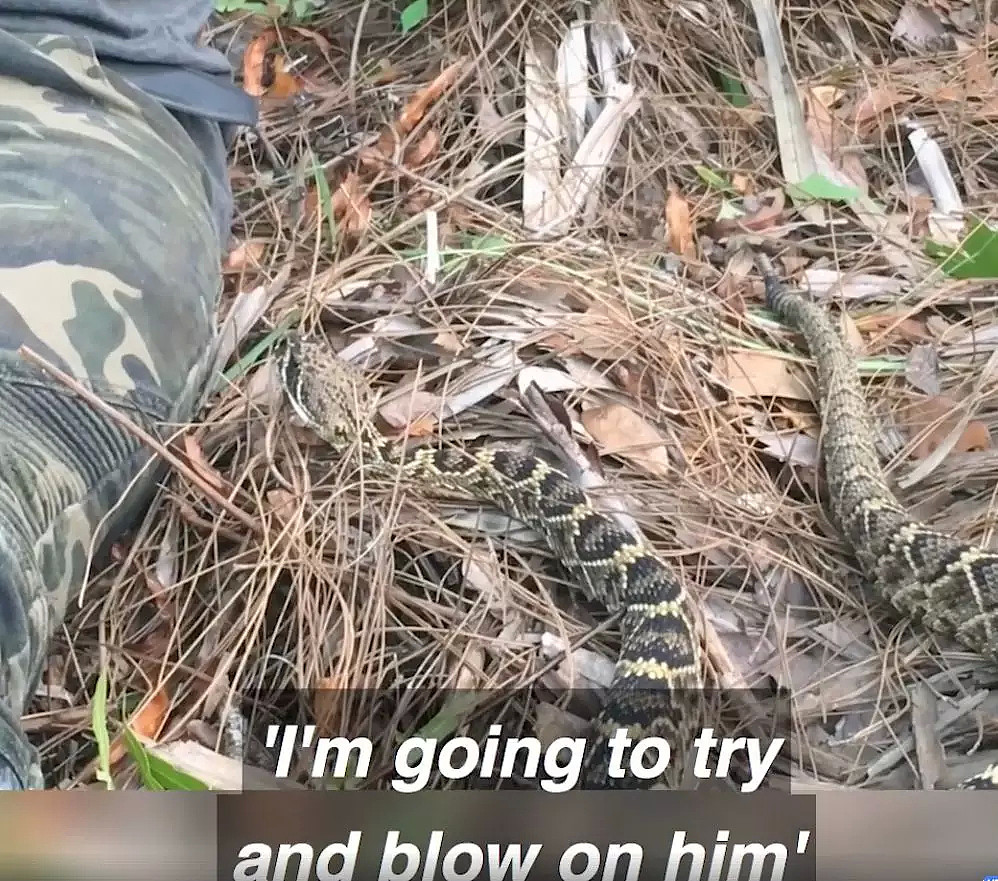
left=37, top=0, right=998, bottom=791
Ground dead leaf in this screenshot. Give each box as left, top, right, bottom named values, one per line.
left=563, top=303, right=636, bottom=361
left=614, top=362, right=657, bottom=400
left=803, top=87, right=868, bottom=194
left=362, top=60, right=466, bottom=168
left=854, top=312, right=933, bottom=343
left=900, top=395, right=992, bottom=459
left=712, top=188, right=786, bottom=234
left=581, top=404, right=672, bottom=477
left=182, top=435, right=231, bottom=494
left=962, top=47, right=994, bottom=95
left=224, top=240, right=266, bottom=272
left=313, top=676, right=347, bottom=736
left=329, top=172, right=372, bottom=237
left=371, top=59, right=403, bottom=85
left=535, top=703, right=589, bottom=749
left=718, top=351, right=812, bottom=400
left=379, top=390, right=441, bottom=437
left=905, top=344, right=940, bottom=396
left=402, top=189, right=436, bottom=215
left=892, top=1, right=949, bottom=51
left=839, top=312, right=866, bottom=355
left=209, top=265, right=289, bottom=378
left=241, top=29, right=278, bottom=97
left=803, top=269, right=904, bottom=301
left=245, top=361, right=284, bottom=409
left=397, top=60, right=466, bottom=134
left=432, top=330, right=463, bottom=354
left=404, top=130, right=440, bottom=169
left=854, top=85, right=909, bottom=130
left=751, top=429, right=820, bottom=468
left=110, top=687, right=171, bottom=768
left=266, top=488, right=299, bottom=527
left=731, top=173, right=752, bottom=195
left=665, top=185, right=694, bottom=257
left=287, top=25, right=335, bottom=63
left=268, top=55, right=303, bottom=98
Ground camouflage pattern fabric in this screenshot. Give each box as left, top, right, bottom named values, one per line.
left=0, top=29, right=225, bottom=787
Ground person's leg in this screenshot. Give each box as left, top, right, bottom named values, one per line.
left=0, top=19, right=229, bottom=787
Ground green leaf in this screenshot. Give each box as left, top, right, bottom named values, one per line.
left=292, top=0, right=318, bottom=18
left=715, top=69, right=750, bottom=108
left=311, top=153, right=337, bottom=251
left=221, top=313, right=298, bottom=384
left=787, top=172, right=861, bottom=204
left=122, top=727, right=164, bottom=791
left=91, top=671, right=115, bottom=791
left=143, top=752, right=211, bottom=791
left=926, top=216, right=998, bottom=279
left=694, top=165, right=735, bottom=193
left=412, top=691, right=487, bottom=741
left=463, top=234, right=511, bottom=255
left=400, top=0, right=428, bottom=33
left=214, top=0, right=271, bottom=12
left=122, top=724, right=210, bottom=791
left=716, top=199, right=745, bottom=220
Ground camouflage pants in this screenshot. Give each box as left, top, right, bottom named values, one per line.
left=0, top=31, right=225, bottom=787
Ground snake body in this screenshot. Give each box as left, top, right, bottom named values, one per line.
left=279, top=336, right=702, bottom=788
left=278, top=252, right=998, bottom=789
left=758, top=255, right=998, bottom=789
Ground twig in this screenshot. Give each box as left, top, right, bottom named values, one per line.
left=17, top=346, right=263, bottom=538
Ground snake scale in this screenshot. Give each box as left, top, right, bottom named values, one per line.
left=277, top=252, right=998, bottom=790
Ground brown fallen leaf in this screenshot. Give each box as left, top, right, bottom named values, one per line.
left=563, top=303, right=637, bottom=361
left=962, top=46, right=993, bottom=95
left=362, top=60, right=466, bottom=169
left=266, top=488, right=299, bottom=528
left=224, top=239, right=266, bottom=272
left=379, top=390, right=441, bottom=438
left=854, top=312, right=933, bottom=343
left=313, top=676, right=347, bottom=737
left=731, top=173, right=752, bottom=195
left=329, top=171, right=372, bottom=237
left=613, top=362, right=657, bottom=400
left=432, top=330, right=463, bottom=355
left=839, top=312, right=866, bottom=355
left=110, top=686, right=171, bottom=769
left=712, top=188, right=787, bottom=235
left=268, top=55, right=303, bottom=98
left=665, top=185, right=694, bottom=257
left=182, top=434, right=231, bottom=494
left=853, top=85, right=909, bottom=132
left=397, top=60, right=466, bottom=134
left=241, top=29, right=278, bottom=98
left=287, top=25, right=335, bottom=64
left=892, top=1, right=949, bottom=52
left=718, top=351, right=812, bottom=400
left=581, top=403, right=672, bottom=477
left=900, top=395, right=992, bottom=459
left=803, top=87, right=868, bottom=194
left=404, top=130, right=440, bottom=169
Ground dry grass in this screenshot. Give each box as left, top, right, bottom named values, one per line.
left=27, top=0, right=998, bottom=790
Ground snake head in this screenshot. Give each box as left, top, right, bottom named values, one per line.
left=277, top=333, right=316, bottom=427
left=276, top=331, right=377, bottom=450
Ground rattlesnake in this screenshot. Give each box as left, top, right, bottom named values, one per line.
left=277, top=255, right=998, bottom=789
left=278, top=336, right=703, bottom=788
left=757, top=252, right=998, bottom=790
